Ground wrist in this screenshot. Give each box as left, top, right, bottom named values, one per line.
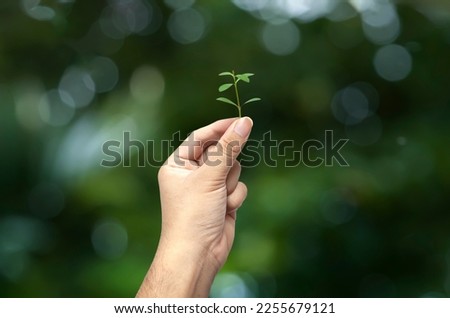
left=136, top=240, right=219, bottom=297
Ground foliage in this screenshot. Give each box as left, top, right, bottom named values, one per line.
left=217, top=71, right=261, bottom=117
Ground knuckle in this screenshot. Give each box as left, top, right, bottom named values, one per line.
left=157, top=165, right=169, bottom=182
left=227, top=182, right=248, bottom=210
left=221, top=137, right=242, bottom=158
left=240, top=182, right=248, bottom=198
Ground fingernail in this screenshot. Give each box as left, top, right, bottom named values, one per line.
left=234, top=117, right=253, bottom=137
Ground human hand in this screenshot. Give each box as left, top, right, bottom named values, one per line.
left=137, top=117, right=253, bottom=297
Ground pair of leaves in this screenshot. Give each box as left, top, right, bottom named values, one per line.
left=218, top=72, right=254, bottom=87
left=216, top=96, right=261, bottom=107
left=219, top=80, right=258, bottom=93
left=218, top=74, right=256, bottom=92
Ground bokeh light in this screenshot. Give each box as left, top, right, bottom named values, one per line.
left=1, top=0, right=450, bottom=298
left=91, top=218, right=128, bottom=260
left=327, top=1, right=357, bottom=22
left=129, top=65, right=165, bottom=104
left=167, top=8, right=206, bottom=44
left=332, top=82, right=379, bottom=125
left=233, top=0, right=335, bottom=22
left=373, top=44, right=413, bottom=81
left=361, top=2, right=401, bottom=45
left=261, top=21, right=300, bottom=56
left=14, top=78, right=45, bottom=131
left=0, top=216, right=54, bottom=281
left=38, top=90, right=75, bottom=126
left=164, top=0, right=195, bottom=10
left=88, top=57, right=119, bottom=94
left=99, top=0, right=154, bottom=39
left=58, top=67, right=96, bottom=108
left=210, top=272, right=256, bottom=298
left=21, top=0, right=55, bottom=21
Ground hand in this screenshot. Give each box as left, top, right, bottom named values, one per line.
left=137, top=117, right=253, bottom=297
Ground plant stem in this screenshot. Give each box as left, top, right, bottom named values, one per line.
left=232, top=70, right=242, bottom=117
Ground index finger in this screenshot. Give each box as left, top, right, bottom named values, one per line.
left=167, top=118, right=237, bottom=166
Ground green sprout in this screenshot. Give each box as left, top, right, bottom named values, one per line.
left=216, top=70, right=261, bottom=117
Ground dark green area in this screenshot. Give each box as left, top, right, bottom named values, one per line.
left=1, top=0, right=450, bottom=297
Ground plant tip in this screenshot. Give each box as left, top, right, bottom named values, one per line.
left=216, top=70, right=261, bottom=117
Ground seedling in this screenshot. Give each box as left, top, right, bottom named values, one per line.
left=216, top=70, right=261, bottom=117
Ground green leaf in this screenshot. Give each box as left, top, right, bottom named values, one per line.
left=236, top=74, right=250, bottom=83
left=241, top=73, right=255, bottom=78
left=217, top=97, right=237, bottom=106
left=218, top=72, right=234, bottom=77
left=218, top=83, right=233, bottom=92
left=244, top=97, right=261, bottom=105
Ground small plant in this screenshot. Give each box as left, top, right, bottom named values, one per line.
left=216, top=70, right=261, bottom=117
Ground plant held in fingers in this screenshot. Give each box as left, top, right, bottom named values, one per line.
left=216, top=70, right=261, bottom=117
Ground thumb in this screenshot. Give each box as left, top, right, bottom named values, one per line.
left=199, top=117, right=253, bottom=180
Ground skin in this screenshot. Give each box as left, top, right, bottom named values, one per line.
left=136, top=117, right=253, bottom=297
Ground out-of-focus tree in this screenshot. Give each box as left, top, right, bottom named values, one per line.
left=0, top=0, right=449, bottom=297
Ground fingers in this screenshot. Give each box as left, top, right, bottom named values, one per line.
left=166, top=118, right=237, bottom=166
left=199, top=117, right=253, bottom=180
left=226, top=161, right=241, bottom=194
left=227, top=182, right=247, bottom=211
left=227, top=209, right=237, bottom=221
left=223, top=210, right=237, bottom=250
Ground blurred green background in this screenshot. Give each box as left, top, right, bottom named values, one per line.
left=1, top=0, right=450, bottom=297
